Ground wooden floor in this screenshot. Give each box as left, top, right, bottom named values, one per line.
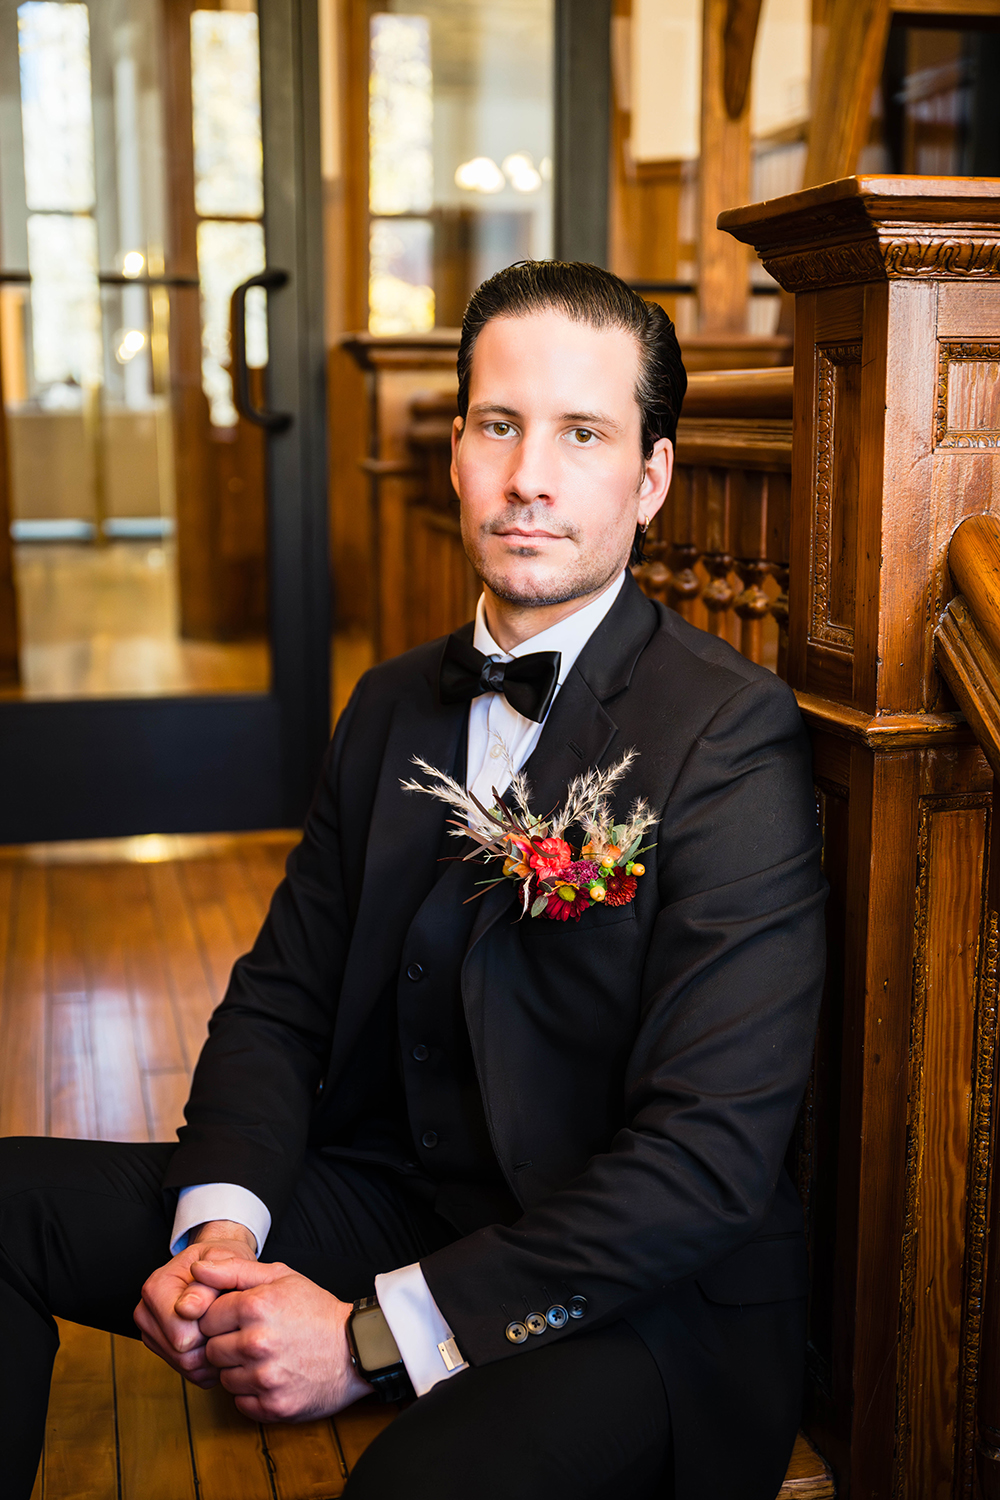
left=0, top=830, right=404, bottom=1499
left=0, top=831, right=298, bottom=1143
left=0, top=832, right=834, bottom=1500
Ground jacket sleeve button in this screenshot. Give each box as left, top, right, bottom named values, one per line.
left=406, top=962, right=425, bottom=981
left=546, top=1305, right=568, bottom=1329
left=568, top=1295, right=588, bottom=1319
left=525, top=1312, right=547, bottom=1335
left=421, top=1130, right=438, bottom=1148
left=505, top=1321, right=528, bottom=1343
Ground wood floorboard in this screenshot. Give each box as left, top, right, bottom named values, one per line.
left=144, top=861, right=221, bottom=1071
left=265, top=1420, right=349, bottom=1499
left=48, top=998, right=97, bottom=1140
left=184, top=1382, right=276, bottom=1500
left=1, top=866, right=48, bottom=1135
left=39, top=1322, right=118, bottom=1500
left=113, top=1334, right=198, bottom=1500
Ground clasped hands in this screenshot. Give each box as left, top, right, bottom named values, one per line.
left=133, top=1220, right=373, bottom=1422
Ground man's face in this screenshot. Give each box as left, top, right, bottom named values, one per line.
left=451, top=310, right=672, bottom=609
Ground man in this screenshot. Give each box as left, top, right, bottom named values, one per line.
left=0, top=262, right=825, bottom=1499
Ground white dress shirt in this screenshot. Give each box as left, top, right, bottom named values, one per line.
left=171, top=571, right=627, bottom=1395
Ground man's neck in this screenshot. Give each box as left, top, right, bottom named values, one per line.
left=482, top=574, right=623, bottom=652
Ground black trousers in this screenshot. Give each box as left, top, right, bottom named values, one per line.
left=0, top=1137, right=673, bottom=1500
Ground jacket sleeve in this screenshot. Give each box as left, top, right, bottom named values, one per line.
left=162, top=683, right=364, bottom=1219
left=420, top=673, right=827, bottom=1365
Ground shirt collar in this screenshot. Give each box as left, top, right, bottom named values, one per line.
left=473, top=571, right=627, bottom=685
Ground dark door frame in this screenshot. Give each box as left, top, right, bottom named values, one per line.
left=554, top=0, right=612, bottom=266
left=0, top=0, right=329, bottom=843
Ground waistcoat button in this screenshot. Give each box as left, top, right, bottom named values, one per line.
left=406, top=962, right=424, bottom=981
left=421, top=1130, right=438, bottom=1148
left=412, top=1043, right=430, bottom=1061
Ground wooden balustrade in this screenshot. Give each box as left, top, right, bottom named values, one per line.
left=633, top=365, right=791, bottom=673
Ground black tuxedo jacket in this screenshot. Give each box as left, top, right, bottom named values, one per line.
left=166, top=577, right=826, bottom=1496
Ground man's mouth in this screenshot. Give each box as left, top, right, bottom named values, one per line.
left=495, top=527, right=565, bottom=540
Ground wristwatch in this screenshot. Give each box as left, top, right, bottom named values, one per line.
left=346, top=1296, right=415, bottom=1403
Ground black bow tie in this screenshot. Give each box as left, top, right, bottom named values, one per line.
left=439, top=633, right=561, bottom=723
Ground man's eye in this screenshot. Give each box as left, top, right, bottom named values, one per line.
left=488, top=422, right=513, bottom=437
left=571, top=428, right=597, bottom=445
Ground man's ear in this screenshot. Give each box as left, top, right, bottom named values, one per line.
left=638, top=438, right=673, bottom=526
left=450, top=415, right=464, bottom=498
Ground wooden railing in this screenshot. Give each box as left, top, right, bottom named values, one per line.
left=633, top=365, right=791, bottom=673
left=936, top=516, right=1000, bottom=781
left=936, top=516, right=1000, bottom=1500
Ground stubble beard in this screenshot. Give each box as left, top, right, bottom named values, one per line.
left=462, top=507, right=630, bottom=609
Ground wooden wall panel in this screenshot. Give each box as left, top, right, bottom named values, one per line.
left=899, top=797, right=989, bottom=1498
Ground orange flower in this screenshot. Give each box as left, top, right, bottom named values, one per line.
left=528, top=836, right=573, bottom=874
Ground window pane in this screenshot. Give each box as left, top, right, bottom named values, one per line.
left=369, top=217, right=434, bottom=334
left=370, top=14, right=433, bottom=215
left=196, top=218, right=266, bottom=427
left=18, top=0, right=96, bottom=212
left=191, top=10, right=264, bottom=219
left=26, top=212, right=101, bottom=389
left=371, top=0, right=552, bottom=327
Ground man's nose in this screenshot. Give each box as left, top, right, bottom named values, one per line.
left=505, top=431, right=558, bottom=503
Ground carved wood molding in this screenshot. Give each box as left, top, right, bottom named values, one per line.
left=794, top=691, right=971, bottom=750
left=810, top=343, right=862, bottom=654
left=758, top=237, right=1000, bottom=294
left=935, top=344, right=1000, bottom=450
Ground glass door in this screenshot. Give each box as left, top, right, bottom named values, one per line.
left=0, top=0, right=328, bottom=841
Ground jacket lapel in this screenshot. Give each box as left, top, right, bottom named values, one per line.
left=465, top=576, right=657, bottom=953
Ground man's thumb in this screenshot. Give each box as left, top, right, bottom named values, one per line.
left=189, top=1257, right=275, bottom=1290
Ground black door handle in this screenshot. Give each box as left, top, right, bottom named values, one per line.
left=231, top=268, right=292, bottom=431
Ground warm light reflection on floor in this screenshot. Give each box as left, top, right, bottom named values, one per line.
left=6, top=539, right=270, bottom=699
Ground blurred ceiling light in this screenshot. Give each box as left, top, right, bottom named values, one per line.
left=502, top=152, right=542, bottom=193
left=454, top=156, right=505, bottom=194
left=122, top=250, right=145, bottom=278
left=116, top=328, right=146, bottom=362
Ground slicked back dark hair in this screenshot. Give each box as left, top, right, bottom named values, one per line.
left=456, top=260, right=688, bottom=456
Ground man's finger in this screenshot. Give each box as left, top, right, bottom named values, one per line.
left=190, top=1257, right=285, bottom=1292
left=174, top=1281, right=221, bottom=1320
left=198, top=1288, right=259, bottom=1339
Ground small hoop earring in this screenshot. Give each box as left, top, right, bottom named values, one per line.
left=638, top=516, right=649, bottom=534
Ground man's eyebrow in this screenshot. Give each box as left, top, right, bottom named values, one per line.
left=559, top=409, right=623, bottom=431
left=467, top=402, right=624, bottom=432
left=467, top=402, right=521, bottom=418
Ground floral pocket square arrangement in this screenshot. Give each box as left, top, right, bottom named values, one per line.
left=402, top=746, right=655, bottom=922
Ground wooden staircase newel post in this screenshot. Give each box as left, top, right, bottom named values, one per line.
left=720, top=177, right=1000, bottom=1500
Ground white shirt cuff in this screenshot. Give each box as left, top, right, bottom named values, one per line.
left=169, top=1184, right=271, bottom=1258
left=375, top=1262, right=469, bottom=1396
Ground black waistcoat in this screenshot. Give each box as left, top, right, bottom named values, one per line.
left=326, top=757, right=521, bottom=1234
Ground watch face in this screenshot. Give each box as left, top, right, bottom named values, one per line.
left=353, top=1304, right=402, bottom=1373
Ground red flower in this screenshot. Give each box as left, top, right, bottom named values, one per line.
left=528, top=836, right=573, bottom=874
left=603, top=870, right=638, bottom=907
left=545, top=884, right=591, bottom=921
